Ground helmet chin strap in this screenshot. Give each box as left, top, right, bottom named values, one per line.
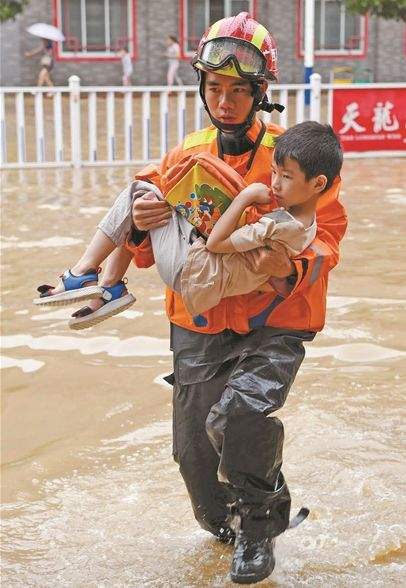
left=198, top=72, right=284, bottom=137
left=258, top=93, right=285, bottom=114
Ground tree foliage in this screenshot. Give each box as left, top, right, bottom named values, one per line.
left=345, top=0, right=406, bottom=22
left=0, top=1, right=29, bottom=23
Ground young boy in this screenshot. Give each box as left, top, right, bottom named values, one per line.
left=34, top=122, right=342, bottom=328
left=181, top=121, right=343, bottom=315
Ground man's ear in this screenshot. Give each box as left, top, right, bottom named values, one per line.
left=314, top=174, right=328, bottom=194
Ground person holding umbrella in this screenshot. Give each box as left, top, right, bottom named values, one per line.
left=25, top=23, right=65, bottom=92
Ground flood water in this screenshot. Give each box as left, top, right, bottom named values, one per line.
left=1, top=159, right=405, bottom=586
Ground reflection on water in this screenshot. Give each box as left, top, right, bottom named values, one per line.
left=0, top=237, right=83, bottom=250
left=2, top=334, right=171, bottom=357
left=1, top=356, right=45, bottom=373
left=1, top=160, right=405, bottom=586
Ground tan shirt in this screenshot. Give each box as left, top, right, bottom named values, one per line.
left=230, top=208, right=316, bottom=257
left=181, top=208, right=317, bottom=316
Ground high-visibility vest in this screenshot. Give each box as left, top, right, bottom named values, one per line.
left=127, top=119, right=347, bottom=334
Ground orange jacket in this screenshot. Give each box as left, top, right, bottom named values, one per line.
left=126, top=118, right=347, bottom=334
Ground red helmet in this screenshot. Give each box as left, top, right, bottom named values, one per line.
left=192, top=12, right=278, bottom=81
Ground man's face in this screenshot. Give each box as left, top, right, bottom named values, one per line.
left=203, top=72, right=255, bottom=128
left=271, top=155, right=322, bottom=209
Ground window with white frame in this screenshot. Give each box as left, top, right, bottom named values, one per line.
left=183, top=0, right=255, bottom=55
left=57, top=0, right=134, bottom=57
left=300, top=0, right=366, bottom=55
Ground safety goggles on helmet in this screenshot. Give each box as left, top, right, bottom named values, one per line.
left=195, top=37, right=268, bottom=80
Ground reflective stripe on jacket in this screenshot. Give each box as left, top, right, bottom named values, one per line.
left=126, top=118, right=347, bottom=334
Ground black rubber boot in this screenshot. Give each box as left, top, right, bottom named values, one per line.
left=229, top=501, right=275, bottom=584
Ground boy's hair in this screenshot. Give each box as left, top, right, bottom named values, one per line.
left=274, top=121, right=343, bottom=191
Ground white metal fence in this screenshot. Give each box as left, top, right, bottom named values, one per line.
left=0, top=74, right=404, bottom=169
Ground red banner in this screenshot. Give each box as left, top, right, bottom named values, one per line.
left=332, top=88, right=406, bottom=152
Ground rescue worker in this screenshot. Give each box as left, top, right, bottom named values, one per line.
left=127, top=12, right=347, bottom=584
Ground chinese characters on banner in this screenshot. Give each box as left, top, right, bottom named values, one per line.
left=332, top=88, right=406, bottom=152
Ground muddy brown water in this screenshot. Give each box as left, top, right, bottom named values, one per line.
left=1, top=159, right=405, bottom=586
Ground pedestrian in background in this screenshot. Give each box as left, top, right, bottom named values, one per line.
left=117, top=47, right=133, bottom=86
left=25, top=37, right=54, bottom=93
left=165, top=35, right=182, bottom=87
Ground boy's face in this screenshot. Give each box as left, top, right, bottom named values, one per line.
left=204, top=72, right=256, bottom=128
left=271, top=155, right=326, bottom=209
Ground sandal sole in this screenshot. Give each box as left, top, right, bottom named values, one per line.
left=33, top=286, right=103, bottom=306
left=68, top=294, right=136, bottom=330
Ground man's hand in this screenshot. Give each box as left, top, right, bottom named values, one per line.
left=251, top=243, right=295, bottom=279
left=132, top=190, right=172, bottom=231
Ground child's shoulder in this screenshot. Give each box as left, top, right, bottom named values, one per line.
left=264, top=208, right=294, bottom=223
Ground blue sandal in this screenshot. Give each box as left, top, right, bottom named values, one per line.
left=68, top=279, right=136, bottom=330
left=33, top=268, right=103, bottom=306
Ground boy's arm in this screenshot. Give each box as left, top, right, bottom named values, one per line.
left=206, top=183, right=270, bottom=253
left=206, top=197, right=249, bottom=253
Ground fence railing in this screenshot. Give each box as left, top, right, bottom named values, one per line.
left=0, top=74, right=404, bottom=169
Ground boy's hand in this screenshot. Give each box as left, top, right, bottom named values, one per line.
left=239, top=183, right=271, bottom=205
left=251, top=243, right=295, bottom=278
left=132, top=191, right=172, bottom=231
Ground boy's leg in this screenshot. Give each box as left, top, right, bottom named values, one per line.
left=79, top=245, right=134, bottom=313
left=35, top=181, right=150, bottom=309
left=150, top=209, right=195, bottom=292
left=67, top=185, right=159, bottom=326
left=181, top=245, right=270, bottom=316
left=100, top=246, right=134, bottom=287
left=46, top=229, right=116, bottom=297
left=68, top=245, right=135, bottom=329
left=71, top=229, right=116, bottom=277
left=40, top=179, right=139, bottom=298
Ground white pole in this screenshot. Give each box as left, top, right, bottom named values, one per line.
left=310, top=73, right=321, bottom=122
left=278, top=89, right=288, bottom=128
left=69, top=75, right=82, bottom=167
left=262, top=89, right=273, bottom=125
left=327, top=88, right=333, bottom=125
left=160, top=91, right=169, bottom=158
left=53, top=91, right=63, bottom=162
left=295, top=89, right=305, bottom=123
left=194, top=91, right=203, bottom=130
left=177, top=91, right=186, bottom=144
left=88, top=91, right=97, bottom=162
left=142, top=91, right=151, bottom=162
left=304, top=0, right=315, bottom=105
left=106, top=91, right=115, bottom=162
left=34, top=92, right=45, bottom=162
left=124, top=91, right=133, bottom=161
left=0, top=92, right=6, bottom=165
left=16, top=92, right=26, bottom=164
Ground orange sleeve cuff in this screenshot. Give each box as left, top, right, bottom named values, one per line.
left=125, top=234, right=155, bottom=268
